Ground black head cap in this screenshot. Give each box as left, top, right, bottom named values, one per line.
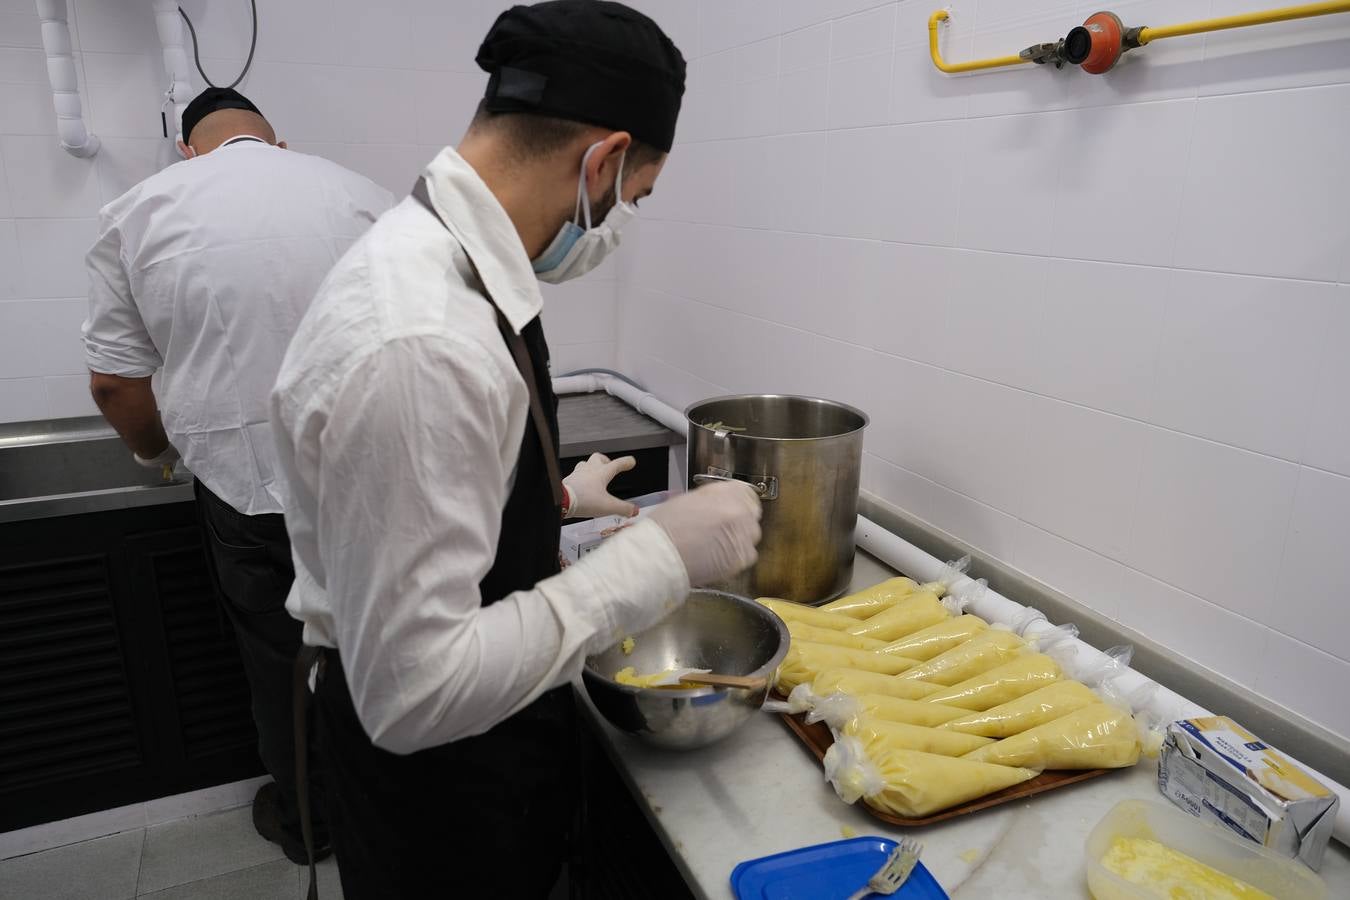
left=476, top=1, right=686, bottom=153
left=181, top=87, right=264, bottom=144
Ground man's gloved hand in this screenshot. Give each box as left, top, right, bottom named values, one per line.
left=134, top=443, right=180, bottom=482
left=563, top=452, right=639, bottom=518
left=647, top=480, right=762, bottom=587
left=133, top=443, right=180, bottom=470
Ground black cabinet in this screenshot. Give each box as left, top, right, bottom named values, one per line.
left=0, top=503, right=262, bottom=832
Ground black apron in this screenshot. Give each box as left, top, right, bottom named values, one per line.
left=299, top=179, right=573, bottom=899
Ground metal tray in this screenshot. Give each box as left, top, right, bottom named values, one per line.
left=775, top=702, right=1115, bottom=827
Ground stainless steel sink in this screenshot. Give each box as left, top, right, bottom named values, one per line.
left=0, top=417, right=194, bottom=523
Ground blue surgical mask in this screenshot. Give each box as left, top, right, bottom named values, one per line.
left=532, top=142, right=635, bottom=284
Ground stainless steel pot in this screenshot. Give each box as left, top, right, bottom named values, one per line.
left=685, top=394, right=868, bottom=604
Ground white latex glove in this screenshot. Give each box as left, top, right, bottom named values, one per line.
left=647, top=480, right=762, bottom=587
left=563, top=452, right=639, bottom=518
left=133, top=443, right=180, bottom=469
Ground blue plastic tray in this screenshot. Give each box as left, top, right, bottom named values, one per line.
left=731, top=837, right=949, bottom=900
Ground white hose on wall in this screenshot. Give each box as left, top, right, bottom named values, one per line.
left=554, top=370, right=1350, bottom=846
left=151, top=0, right=193, bottom=143
left=36, top=0, right=99, bottom=158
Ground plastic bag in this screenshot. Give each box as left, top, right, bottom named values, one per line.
left=961, top=702, right=1142, bottom=770
left=921, top=650, right=1066, bottom=711
left=917, top=554, right=972, bottom=598
left=879, top=614, right=990, bottom=661
left=823, top=735, right=1036, bottom=818
left=844, top=591, right=949, bottom=642
left=775, top=641, right=919, bottom=693
left=758, top=597, right=856, bottom=631
left=941, top=576, right=985, bottom=616
left=812, top=692, right=968, bottom=729
left=1070, top=644, right=1134, bottom=689
left=819, top=577, right=921, bottom=619
left=845, top=715, right=994, bottom=758
left=940, top=680, right=1102, bottom=738
left=1022, top=621, right=1081, bottom=653
left=896, top=629, right=1026, bottom=686
left=787, top=621, right=887, bottom=651
left=812, top=667, right=941, bottom=702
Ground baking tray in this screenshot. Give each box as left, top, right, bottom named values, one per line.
left=775, top=702, right=1114, bottom=827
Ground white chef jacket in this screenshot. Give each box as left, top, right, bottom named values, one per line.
left=270, top=147, right=689, bottom=755
left=83, top=137, right=393, bottom=515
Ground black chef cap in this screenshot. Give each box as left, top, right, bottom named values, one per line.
left=181, top=87, right=264, bottom=144
left=476, top=1, right=686, bottom=153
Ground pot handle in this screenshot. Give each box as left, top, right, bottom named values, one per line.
left=692, top=471, right=779, bottom=501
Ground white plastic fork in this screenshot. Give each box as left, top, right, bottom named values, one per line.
left=845, top=837, right=923, bottom=900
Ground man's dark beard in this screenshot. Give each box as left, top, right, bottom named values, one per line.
left=589, top=183, right=618, bottom=226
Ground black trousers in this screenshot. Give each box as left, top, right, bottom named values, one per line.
left=315, top=650, right=575, bottom=898
left=195, top=479, right=323, bottom=842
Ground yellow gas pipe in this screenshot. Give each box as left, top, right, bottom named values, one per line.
left=1137, top=0, right=1350, bottom=43
left=927, top=10, right=1028, bottom=73
left=929, top=2, right=1350, bottom=74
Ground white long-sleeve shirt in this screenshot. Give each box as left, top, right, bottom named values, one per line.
left=270, top=147, right=689, bottom=755
left=83, top=137, right=393, bottom=515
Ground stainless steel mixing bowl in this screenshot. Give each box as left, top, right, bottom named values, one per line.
left=582, top=589, right=789, bottom=750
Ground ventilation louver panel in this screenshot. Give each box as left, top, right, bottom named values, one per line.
left=152, top=546, right=257, bottom=759
left=0, top=555, right=141, bottom=793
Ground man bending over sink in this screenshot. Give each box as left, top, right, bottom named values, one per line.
left=81, top=87, right=392, bottom=866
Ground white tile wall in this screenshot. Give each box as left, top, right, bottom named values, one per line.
left=0, top=0, right=616, bottom=424
left=5, top=0, right=1349, bottom=740
left=618, top=1, right=1350, bottom=739
left=1174, top=84, right=1350, bottom=282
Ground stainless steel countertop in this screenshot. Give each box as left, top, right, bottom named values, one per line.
left=0, top=393, right=681, bottom=524
left=557, top=392, right=683, bottom=458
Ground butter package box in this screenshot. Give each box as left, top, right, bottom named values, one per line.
left=559, top=491, right=669, bottom=563
left=1158, top=716, right=1338, bottom=870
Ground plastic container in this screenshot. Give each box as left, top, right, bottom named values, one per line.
left=1085, top=799, right=1327, bottom=900
left=730, top=836, right=948, bottom=899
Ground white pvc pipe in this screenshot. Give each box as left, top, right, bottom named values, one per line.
left=36, top=0, right=99, bottom=158
left=151, top=0, right=193, bottom=144
left=552, top=373, right=688, bottom=435
left=560, top=369, right=1350, bottom=847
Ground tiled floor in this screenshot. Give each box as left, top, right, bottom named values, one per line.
left=0, top=806, right=343, bottom=900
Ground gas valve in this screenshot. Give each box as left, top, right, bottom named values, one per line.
left=1020, top=10, right=1145, bottom=74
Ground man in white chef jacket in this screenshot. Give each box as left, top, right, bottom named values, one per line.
left=270, top=1, right=763, bottom=896
left=82, top=87, right=392, bottom=864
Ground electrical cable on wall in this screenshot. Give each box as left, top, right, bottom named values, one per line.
left=178, top=0, right=259, bottom=90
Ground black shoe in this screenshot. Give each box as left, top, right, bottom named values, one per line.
left=252, top=781, right=332, bottom=865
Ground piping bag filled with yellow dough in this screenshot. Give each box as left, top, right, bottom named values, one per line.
left=757, top=598, right=856, bottom=632
left=824, top=735, right=1036, bottom=818
left=941, top=680, right=1102, bottom=738
left=820, top=577, right=920, bottom=619
left=795, top=686, right=969, bottom=729
left=896, top=629, right=1026, bottom=686
left=775, top=642, right=920, bottom=692
left=844, top=716, right=994, bottom=757
left=844, top=591, right=951, bottom=642
left=879, top=614, right=989, bottom=660
left=962, top=702, right=1141, bottom=769
left=922, top=651, right=1065, bottom=711
left=811, top=667, right=941, bottom=701
left=787, top=621, right=887, bottom=651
